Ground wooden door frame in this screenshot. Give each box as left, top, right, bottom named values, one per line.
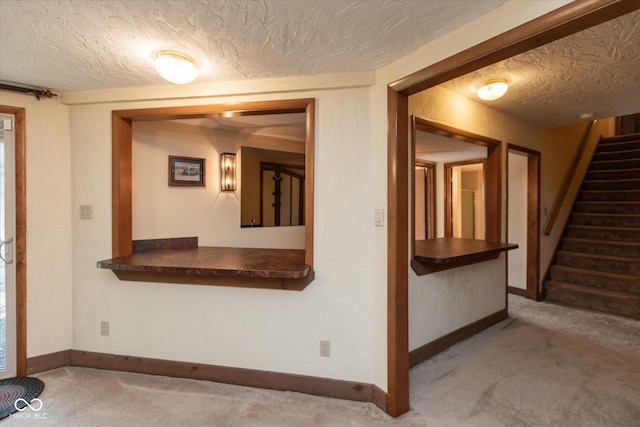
left=0, top=105, right=27, bottom=376
left=385, top=1, right=637, bottom=417
left=507, top=145, right=541, bottom=301
left=413, top=160, right=435, bottom=241
left=443, top=158, right=488, bottom=238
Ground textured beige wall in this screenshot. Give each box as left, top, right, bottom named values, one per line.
left=0, top=91, right=73, bottom=358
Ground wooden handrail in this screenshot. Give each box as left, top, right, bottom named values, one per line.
left=544, top=120, right=597, bottom=236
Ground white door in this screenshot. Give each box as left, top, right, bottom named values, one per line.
left=0, top=114, right=16, bottom=379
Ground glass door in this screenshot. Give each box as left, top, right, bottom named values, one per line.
left=0, top=114, right=16, bottom=379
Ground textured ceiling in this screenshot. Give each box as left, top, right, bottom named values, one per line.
left=415, top=130, right=486, bottom=163
left=1, top=1, right=638, bottom=132
left=176, top=113, right=307, bottom=142
left=441, top=9, right=640, bottom=129
left=0, top=0, right=507, bottom=91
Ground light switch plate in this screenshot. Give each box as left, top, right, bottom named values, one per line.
left=80, top=204, right=93, bottom=219
left=375, top=208, right=384, bottom=227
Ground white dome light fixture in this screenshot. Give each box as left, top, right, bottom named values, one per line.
left=477, top=79, right=509, bottom=101
left=154, top=50, right=198, bottom=84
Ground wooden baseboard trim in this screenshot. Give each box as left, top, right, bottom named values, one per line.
left=27, top=349, right=72, bottom=375
left=409, top=308, right=508, bottom=368
left=69, top=349, right=385, bottom=406
left=508, top=286, right=527, bottom=297
left=372, top=385, right=388, bottom=413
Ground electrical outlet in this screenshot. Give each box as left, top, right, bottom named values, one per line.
left=320, top=340, right=330, bottom=357
left=101, top=321, right=109, bottom=336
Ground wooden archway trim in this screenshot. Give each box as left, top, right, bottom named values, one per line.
left=0, top=105, right=27, bottom=376
left=386, top=0, right=639, bottom=417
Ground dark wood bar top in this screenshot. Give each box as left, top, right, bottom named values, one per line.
left=98, top=238, right=314, bottom=290
left=412, top=237, right=518, bottom=275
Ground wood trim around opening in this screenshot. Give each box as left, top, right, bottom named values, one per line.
left=387, top=0, right=636, bottom=417
left=0, top=105, right=27, bottom=377
left=507, top=144, right=541, bottom=301
left=386, top=87, right=410, bottom=417
left=111, top=99, right=315, bottom=269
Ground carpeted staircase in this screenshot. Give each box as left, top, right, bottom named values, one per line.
left=545, top=133, right=640, bottom=319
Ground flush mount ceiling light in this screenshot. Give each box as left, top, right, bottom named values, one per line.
left=154, top=50, right=198, bottom=84
left=476, top=79, right=509, bottom=101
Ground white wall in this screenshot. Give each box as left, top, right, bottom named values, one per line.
left=69, top=83, right=378, bottom=384
left=0, top=91, right=73, bottom=358
left=132, top=121, right=305, bottom=249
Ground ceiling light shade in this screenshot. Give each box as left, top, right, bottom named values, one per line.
left=477, top=79, right=509, bottom=101
left=154, top=50, right=198, bottom=84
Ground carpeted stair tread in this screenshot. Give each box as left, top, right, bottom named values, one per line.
left=592, top=148, right=640, bottom=161
left=581, top=178, right=640, bottom=191
left=596, top=141, right=640, bottom=153
left=585, top=168, right=640, bottom=181
left=573, top=201, right=640, bottom=214
left=597, top=133, right=640, bottom=144
left=560, top=237, right=640, bottom=257
left=545, top=280, right=640, bottom=319
left=550, top=265, right=640, bottom=294
left=569, top=212, right=640, bottom=227
left=577, top=189, right=640, bottom=202
left=565, top=224, right=640, bottom=241
left=588, top=158, right=640, bottom=170
left=556, top=250, right=640, bottom=276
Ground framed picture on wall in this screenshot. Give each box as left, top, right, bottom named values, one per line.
left=169, top=155, right=206, bottom=186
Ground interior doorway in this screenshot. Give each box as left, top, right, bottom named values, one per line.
left=0, top=113, right=16, bottom=378
left=444, top=160, right=486, bottom=239
left=0, top=106, right=26, bottom=377
left=507, top=145, right=540, bottom=300
left=414, top=161, right=435, bottom=240
left=386, top=2, right=631, bottom=417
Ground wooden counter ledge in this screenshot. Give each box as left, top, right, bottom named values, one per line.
left=412, top=237, right=518, bottom=275
left=97, top=238, right=314, bottom=290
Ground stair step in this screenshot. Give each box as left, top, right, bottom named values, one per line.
left=545, top=280, right=640, bottom=319
left=556, top=251, right=640, bottom=276
left=598, top=133, right=640, bottom=145
left=592, top=148, right=640, bottom=161
left=550, top=265, right=640, bottom=294
left=577, top=189, right=640, bottom=202
left=566, top=224, right=640, bottom=242
left=589, top=158, right=640, bottom=170
left=573, top=201, right=640, bottom=214
left=585, top=168, right=640, bottom=181
left=597, top=140, right=640, bottom=153
left=581, top=178, right=640, bottom=191
left=569, top=213, right=640, bottom=227
left=561, top=237, right=640, bottom=257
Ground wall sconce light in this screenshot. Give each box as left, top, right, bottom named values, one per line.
left=220, top=153, right=237, bottom=191
left=154, top=50, right=198, bottom=84
left=477, top=79, right=509, bottom=101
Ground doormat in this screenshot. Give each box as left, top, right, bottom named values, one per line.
left=0, top=377, right=45, bottom=419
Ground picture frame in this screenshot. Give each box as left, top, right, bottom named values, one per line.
left=169, top=155, right=205, bottom=186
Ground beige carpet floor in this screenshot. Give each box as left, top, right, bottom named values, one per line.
left=5, top=295, right=640, bottom=426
